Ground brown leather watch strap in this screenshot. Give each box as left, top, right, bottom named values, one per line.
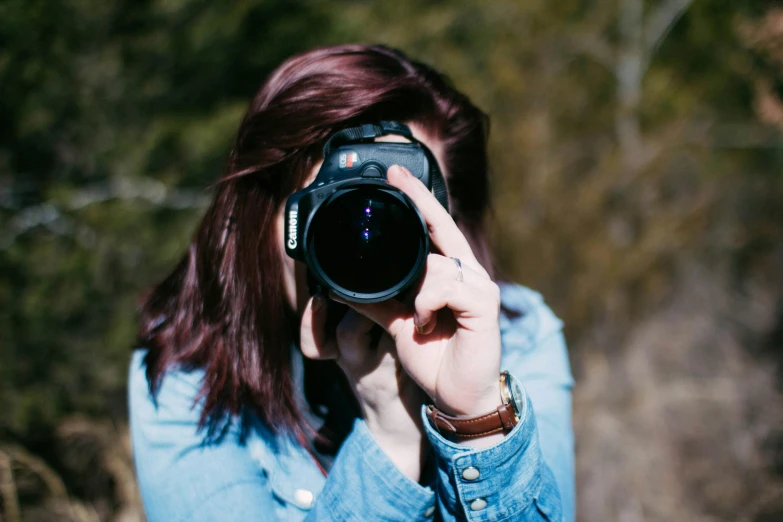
left=426, top=404, right=518, bottom=441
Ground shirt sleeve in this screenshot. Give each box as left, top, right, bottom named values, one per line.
left=420, top=284, right=575, bottom=522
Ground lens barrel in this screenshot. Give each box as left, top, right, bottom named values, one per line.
left=307, top=186, right=427, bottom=301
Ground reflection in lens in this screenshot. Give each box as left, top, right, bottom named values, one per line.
left=310, top=187, right=423, bottom=295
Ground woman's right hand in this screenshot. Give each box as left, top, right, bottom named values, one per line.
left=299, top=294, right=430, bottom=482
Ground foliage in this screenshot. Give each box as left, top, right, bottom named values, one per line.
left=1, top=1, right=782, bottom=520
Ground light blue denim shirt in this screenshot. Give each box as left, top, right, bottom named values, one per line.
left=128, top=283, right=575, bottom=521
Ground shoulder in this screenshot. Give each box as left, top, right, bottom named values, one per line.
left=127, top=349, right=255, bottom=444
left=498, top=282, right=564, bottom=348
left=497, top=282, right=573, bottom=387
left=128, top=350, right=279, bottom=520
left=127, top=350, right=208, bottom=436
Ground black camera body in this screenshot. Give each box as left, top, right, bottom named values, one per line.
left=285, top=121, right=449, bottom=303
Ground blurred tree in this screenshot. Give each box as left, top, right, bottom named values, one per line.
left=0, top=0, right=339, bottom=439
left=0, top=0, right=781, bottom=520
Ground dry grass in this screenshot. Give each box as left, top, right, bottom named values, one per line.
left=574, top=263, right=783, bottom=521
left=0, top=419, right=144, bottom=522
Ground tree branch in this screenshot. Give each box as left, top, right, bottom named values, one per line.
left=0, top=449, right=21, bottom=522
left=0, top=179, right=210, bottom=249
left=565, top=33, right=616, bottom=70
left=65, top=177, right=210, bottom=211
left=645, top=0, right=693, bottom=55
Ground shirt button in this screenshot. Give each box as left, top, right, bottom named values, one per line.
left=424, top=505, right=436, bottom=517
left=461, top=466, right=480, bottom=481
left=294, top=489, right=315, bottom=510
left=470, top=498, right=488, bottom=511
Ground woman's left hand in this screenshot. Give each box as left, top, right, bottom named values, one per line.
left=334, top=164, right=503, bottom=418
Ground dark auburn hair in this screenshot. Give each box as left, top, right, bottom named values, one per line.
left=137, top=44, right=501, bottom=437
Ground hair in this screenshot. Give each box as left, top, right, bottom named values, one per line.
left=137, top=44, right=502, bottom=438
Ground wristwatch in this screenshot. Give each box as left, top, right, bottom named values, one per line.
left=426, top=371, right=524, bottom=441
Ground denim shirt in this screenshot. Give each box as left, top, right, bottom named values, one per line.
left=128, top=283, right=575, bottom=521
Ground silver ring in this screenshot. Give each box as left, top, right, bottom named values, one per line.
left=450, top=257, right=464, bottom=283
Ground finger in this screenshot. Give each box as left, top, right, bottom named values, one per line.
left=299, top=294, right=338, bottom=360
left=335, top=308, right=376, bottom=349
left=416, top=310, right=438, bottom=336
left=387, top=164, right=486, bottom=276
left=413, top=255, right=500, bottom=330
left=329, top=291, right=409, bottom=340
left=334, top=308, right=379, bottom=368
left=411, top=263, right=439, bottom=336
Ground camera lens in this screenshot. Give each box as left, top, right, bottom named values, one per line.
left=309, top=187, right=424, bottom=296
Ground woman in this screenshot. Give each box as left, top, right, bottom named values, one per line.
left=128, top=44, right=574, bottom=521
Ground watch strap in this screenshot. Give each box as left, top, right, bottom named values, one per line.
left=426, top=404, right=517, bottom=441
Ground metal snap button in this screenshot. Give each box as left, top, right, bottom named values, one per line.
left=462, top=466, right=480, bottom=481
left=470, top=498, right=488, bottom=511
left=424, top=505, right=436, bottom=517
left=294, top=489, right=315, bottom=510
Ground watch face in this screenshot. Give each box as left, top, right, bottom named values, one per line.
left=505, top=372, right=524, bottom=421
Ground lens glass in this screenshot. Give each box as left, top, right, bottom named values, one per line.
left=310, top=187, right=423, bottom=295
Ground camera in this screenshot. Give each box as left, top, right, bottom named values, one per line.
left=284, top=121, right=449, bottom=303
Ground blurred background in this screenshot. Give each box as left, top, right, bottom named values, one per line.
left=1, top=0, right=782, bottom=521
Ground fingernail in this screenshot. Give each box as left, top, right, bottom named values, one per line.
left=414, top=313, right=428, bottom=334
left=312, top=293, right=325, bottom=311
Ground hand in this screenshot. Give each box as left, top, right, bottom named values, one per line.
left=335, top=165, right=503, bottom=420
left=299, top=295, right=430, bottom=481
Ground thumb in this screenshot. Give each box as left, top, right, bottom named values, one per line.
left=329, top=291, right=409, bottom=340
left=299, top=294, right=338, bottom=360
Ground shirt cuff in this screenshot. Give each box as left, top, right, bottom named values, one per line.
left=317, top=417, right=437, bottom=521
left=420, top=387, right=552, bottom=521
